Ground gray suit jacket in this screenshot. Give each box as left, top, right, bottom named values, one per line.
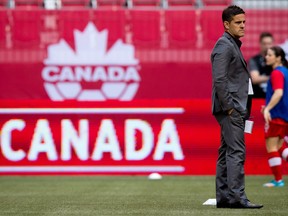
left=211, top=32, right=251, bottom=117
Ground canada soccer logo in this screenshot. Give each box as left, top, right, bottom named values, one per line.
left=42, top=22, right=140, bottom=101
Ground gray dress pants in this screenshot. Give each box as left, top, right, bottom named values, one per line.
left=214, top=110, right=248, bottom=204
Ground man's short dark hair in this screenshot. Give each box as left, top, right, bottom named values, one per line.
left=222, top=5, right=245, bottom=23
left=259, top=32, right=273, bottom=42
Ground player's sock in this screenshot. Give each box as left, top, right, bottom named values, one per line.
left=279, top=144, right=288, bottom=162
left=268, top=151, right=282, bottom=181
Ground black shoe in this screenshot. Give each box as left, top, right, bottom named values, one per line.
left=230, top=200, right=263, bottom=209
left=216, top=202, right=230, bottom=208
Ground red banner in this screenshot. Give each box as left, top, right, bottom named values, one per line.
left=1, top=99, right=286, bottom=175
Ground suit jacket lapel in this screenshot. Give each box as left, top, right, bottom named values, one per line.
left=224, top=32, right=248, bottom=73
left=235, top=44, right=248, bottom=71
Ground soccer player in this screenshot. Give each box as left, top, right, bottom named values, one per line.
left=262, top=46, right=288, bottom=187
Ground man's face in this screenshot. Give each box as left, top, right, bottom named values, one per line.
left=260, top=37, right=273, bottom=54
left=224, top=14, right=246, bottom=39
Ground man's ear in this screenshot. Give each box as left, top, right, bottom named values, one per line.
left=224, top=21, right=229, bottom=30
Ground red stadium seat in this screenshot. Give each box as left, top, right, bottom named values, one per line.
left=167, top=0, right=196, bottom=7
left=92, top=10, right=126, bottom=46
left=57, top=10, right=92, bottom=46
left=14, top=0, right=43, bottom=8
left=130, top=10, right=161, bottom=48
left=0, top=10, right=7, bottom=48
left=202, top=0, right=232, bottom=6
left=129, top=0, right=161, bottom=7
left=200, top=9, right=223, bottom=48
left=96, top=0, right=126, bottom=8
left=0, top=0, right=7, bottom=8
left=61, top=0, right=91, bottom=8
left=12, top=10, right=42, bottom=49
left=165, top=10, right=197, bottom=48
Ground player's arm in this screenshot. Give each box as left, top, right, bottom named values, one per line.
left=264, top=89, right=283, bottom=112
left=263, top=89, right=283, bottom=124
left=250, top=70, right=269, bottom=84
left=263, top=70, right=284, bottom=124
left=248, top=58, right=269, bottom=84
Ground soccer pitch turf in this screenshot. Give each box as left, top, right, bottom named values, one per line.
left=0, top=175, right=287, bottom=216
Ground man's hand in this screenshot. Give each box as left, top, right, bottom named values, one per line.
left=228, top=108, right=234, bottom=115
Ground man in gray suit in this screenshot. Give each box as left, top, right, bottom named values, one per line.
left=211, top=5, right=263, bottom=209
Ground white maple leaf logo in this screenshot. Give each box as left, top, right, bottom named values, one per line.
left=42, top=22, right=141, bottom=101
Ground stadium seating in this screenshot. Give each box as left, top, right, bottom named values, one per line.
left=129, top=10, right=161, bottom=48
left=57, top=10, right=91, bottom=43
left=0, top=0, right=234, bottom=9
left=96, top=0, right=126, bottom=8
left=60, top=0, right=91, bottom=8
left=199, top=9, right=222, bottom=48
left=167, top=0, right=196, bottom=7
left=14, top=0, right=43, bottom=8
left=165, top=10, right=197, bottom=48
left=0, top=10, right=7, bottom=48
left=92, top=10, right=126, bottom=44
left=12, top=10, right=42, bottom=49
left=0, top=0, right=7, bottom=7
left=0, top=0, right=13, bottom=8
left=59, top=0, right=126, bottom=8
left=202, top=0, right=232, bottom=6
left=127, top=0, right=161, bottom=8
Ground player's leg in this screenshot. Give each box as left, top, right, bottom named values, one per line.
left=279, top=136, right=288, bottom=161
left=263, top=137, right=284, bottom=187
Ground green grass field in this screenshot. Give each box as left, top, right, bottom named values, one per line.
left=0, top=175, right=287, bottom=216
